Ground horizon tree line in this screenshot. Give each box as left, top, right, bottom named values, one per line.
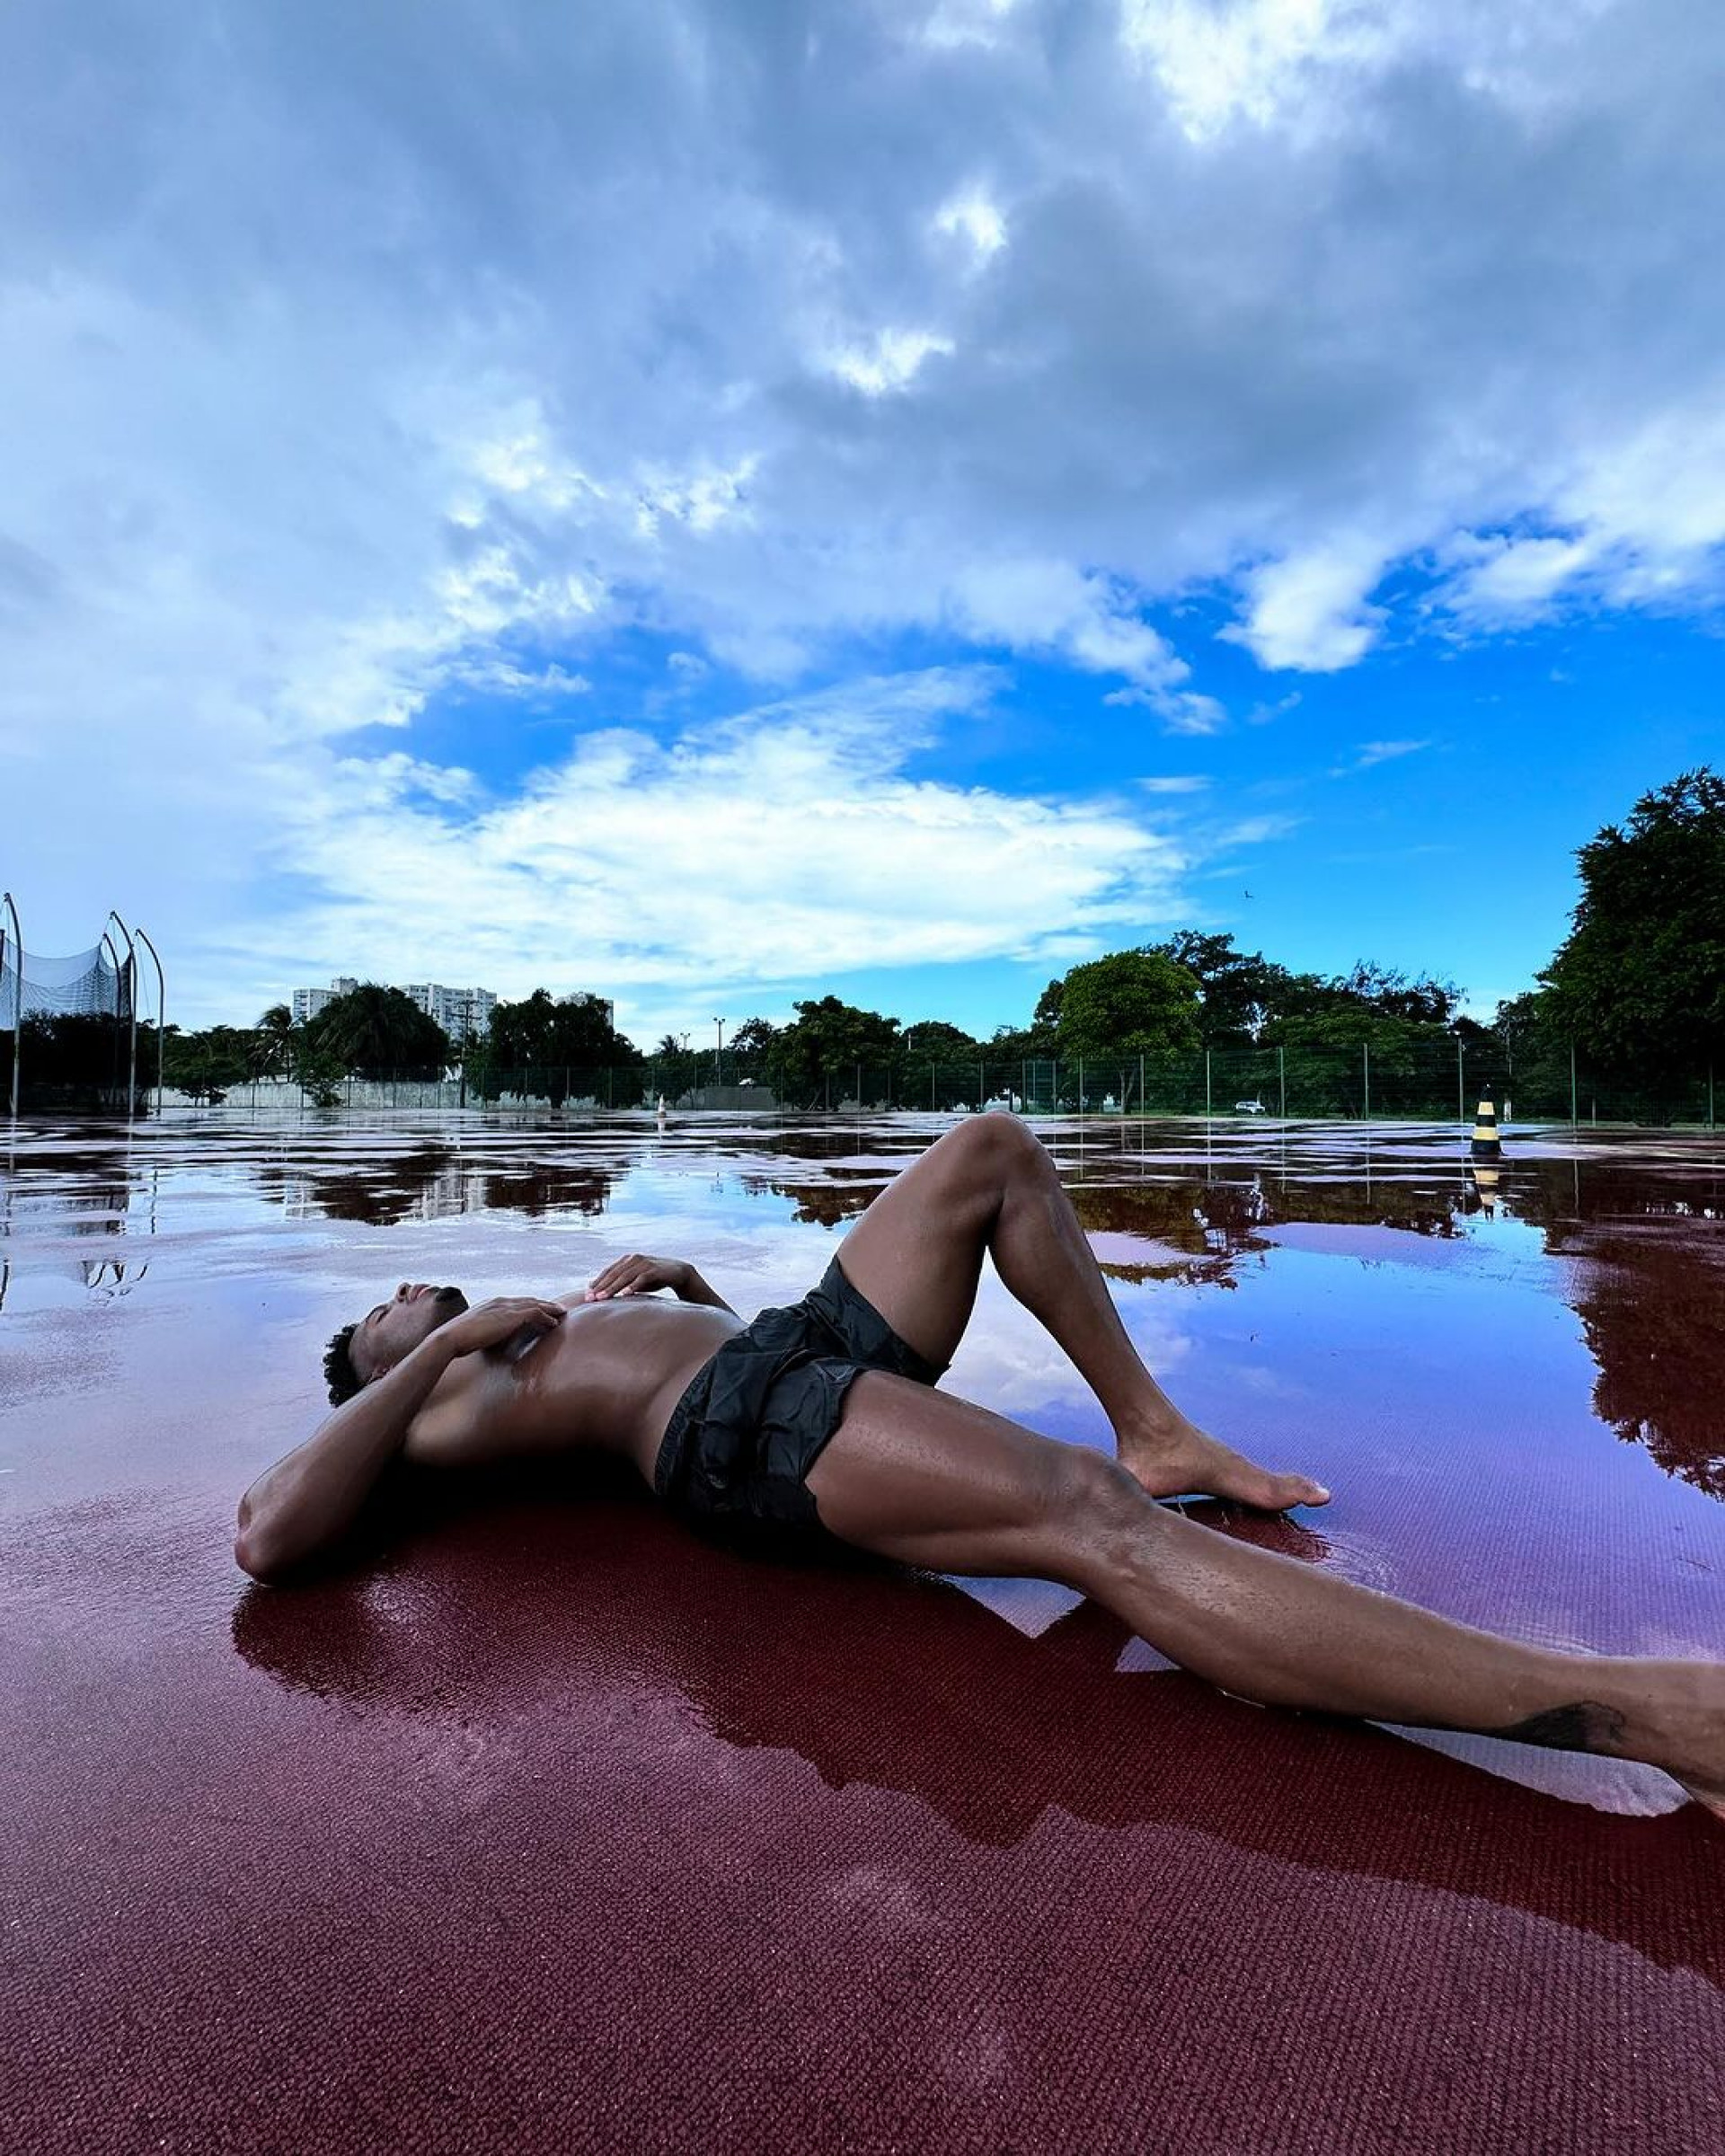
left=25, top=765, right=1711, bottom=1110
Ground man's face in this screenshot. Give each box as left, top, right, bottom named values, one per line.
left=349, top=1282, right=469, bottom=1383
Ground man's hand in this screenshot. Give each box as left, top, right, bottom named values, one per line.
left=439, top=1295, right=567, bottom=1355
left=584, top=1255, right=691, bottom=1302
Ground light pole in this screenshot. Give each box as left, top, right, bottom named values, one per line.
left=713, top=1017, right=724, bottom=1087
left=135, top=929, right=165, bottom=1116
left=3, top=890, right=22, bottom=1118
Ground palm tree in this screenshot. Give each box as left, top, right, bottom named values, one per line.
left=251, top=1003, right=296, bottom=1080
left=307, top=985, right=449, bottom=1080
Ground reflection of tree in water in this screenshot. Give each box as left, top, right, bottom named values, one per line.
left=256, top=1148, right=615, bottom=1225
left=477, top=1165, right=613, bottom=1219
left=1497, top=1156, right=1725, bottom=1500
left=747, top=1173, right=882, bottom=1226
left=750, top=1165, right=1468, bottom=1258
left=228, top=1493, right=1716, bottom=1973
left=1569, top=1235, right=1725, bottom=1498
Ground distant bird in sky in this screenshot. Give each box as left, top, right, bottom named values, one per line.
left=1243, top=888, right=1254, bottom=899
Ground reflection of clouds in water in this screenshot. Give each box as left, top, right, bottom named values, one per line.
left=946, top=1273, right=1195, bottom=1426
left=575, top=1196, right=1200, bottom=1430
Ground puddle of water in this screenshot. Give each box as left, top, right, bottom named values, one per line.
left=4, top=1109, right=1724, bottom=1824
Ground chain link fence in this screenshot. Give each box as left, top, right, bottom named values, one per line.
left=146, top=1039, right=1721, bottom=1126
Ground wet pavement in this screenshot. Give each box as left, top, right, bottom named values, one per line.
left=4, top=1110, right=1723, bottom=2152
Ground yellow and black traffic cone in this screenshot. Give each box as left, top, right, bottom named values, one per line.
left=1469, top=1162, right=1501, bottom=1214
left=1469, top=1096, right=1502, bottom=1162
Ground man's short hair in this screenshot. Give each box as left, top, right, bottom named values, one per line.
left=323, top=1321, right=364, bottom=1406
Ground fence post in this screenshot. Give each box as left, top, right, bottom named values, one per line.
left=1078, top=1056, right=1084, bottom=1115
left=1363, top=1042, right=1370, bottom=1122
left=1204, top=1048, right=1212, bottom=1119
left=1710, top=1060, right=1716, bottom=1130
left=1570, top=1043, right=1578, bottom=1128
left=1278, top=1044, right=1285, bottom=1119
left=855, top=1060, right=861, bottom=1110
left=1456, top=1037, right=1464, bottom=1127
left=1138, top=1055, right=1144, bottom=1118
left=930, top=1061, right=935, bottom=1111
left=978, top=1058, right=984, bottom=1109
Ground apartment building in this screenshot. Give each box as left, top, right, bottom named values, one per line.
left=288, top=976, right=497, bottom=1038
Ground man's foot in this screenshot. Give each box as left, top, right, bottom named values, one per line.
left=1118, top=1416, right=1331, bottom=1512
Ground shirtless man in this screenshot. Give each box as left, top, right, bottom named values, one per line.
left=236, top=1115, right=1725, bottom=1810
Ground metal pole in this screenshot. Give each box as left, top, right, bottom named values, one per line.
left=100, top=932, right=126, bottom=1107
left=1278, top=1044, right=1285, bottom=1119
left=1363, top=1042, right=1370, bottom=1123
left=1078, top=1056, right=1084, bottom=1116
left=135, top=927, right=165, bottom=1116
left=855, top=1059, right=861, bottom=1111
left=106, top=912, right=138, bottom=1117
left=978, top=1057, right=984, bottom=1109
left=1204, top=1047, right=1211, bottom=1119
left=1, top=892, right=19, bottom=1118
left=1711, top=1060, right=1716, bottom=1132
left=930, top=1061, right=935, bottom=1111
left=1138, top=1054, right=1144, bottom=1118
left=1570, top=1043, right=1578, bottom=1128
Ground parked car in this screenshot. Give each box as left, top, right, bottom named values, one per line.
left=1234, top=1098, right=1267, bottom=1115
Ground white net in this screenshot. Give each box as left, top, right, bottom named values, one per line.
left=0, top=941, right=131, bottom=1029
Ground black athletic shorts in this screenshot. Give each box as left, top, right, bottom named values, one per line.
left=653, top=1256, right=943, bottom=1551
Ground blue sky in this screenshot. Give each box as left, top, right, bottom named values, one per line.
left=2, top=1, right=1722, bottom=1039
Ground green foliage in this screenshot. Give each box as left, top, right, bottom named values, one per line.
left=482, top=989, right=643, bottom=1105
left=4, top=1012, right=137, bottom=1103
left=900, top=1019, right=978, bottom=1061
left=1147, top=932, right=1286, bottom=1043
left=303, top=984, right=452, bottom=1081
left=1541, top=766, right=1725, bottom=1072
left=162, top=1023, right=255, bottom=1101
left=1057, top=950, right=1202, bottom=1059
left=763, top=995, right=902, bottom=1106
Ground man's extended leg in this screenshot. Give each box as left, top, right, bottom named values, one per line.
left=834, top=1114, right=1326, bottom=1509
left=806, top=1374, right=1725, bottom=1810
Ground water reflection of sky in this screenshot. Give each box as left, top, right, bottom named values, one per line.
left=4, top=1112, right=1725, bottom=1814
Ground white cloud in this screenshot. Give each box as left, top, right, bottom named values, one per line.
left=1329, top=738, right=1432, bottom=776
left=1137, top=774, right=1213, bottom=794
left=1224, top=543, right=1388, bottom=672
left=234, top=669, right=1197, bottom=1035
left=933, top=187, right=1008, bottom=260
left=4, top=0, right=1725, bottom=1007
left=1119, top=0, right=1394, bottom=141
left=827, top=329, right=955, bottom=396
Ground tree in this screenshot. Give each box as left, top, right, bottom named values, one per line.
left=303, top=985, right=451, bottom=1081
left=484, top=989, right=642, bottom=1105
left=1146, top=932, right=1297, bottom=1043
left=727, top=1017, right=781, bottom=1075
left=762, top=996, right=901, bottom=1107
left=1333, top=962, right=1462, bottom=1028
left=1540, top=767, right=1725, bottom=1072
left=250, top=1003, right=297, bottom=1079
left=1056, top=950, right=1202, bottom=1060
left=162, top=1023, right=254, bottom=1102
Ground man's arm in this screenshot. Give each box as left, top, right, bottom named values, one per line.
left=583, top=1253, right=737, bottom=1315
left=234, top=1296, right=565, bottom=1583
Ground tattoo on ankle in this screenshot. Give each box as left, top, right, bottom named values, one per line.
left=1487, top=1701, right=1626, bottom=1754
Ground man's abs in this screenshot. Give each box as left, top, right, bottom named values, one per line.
left=402, top=1297, right=743, bottom=1480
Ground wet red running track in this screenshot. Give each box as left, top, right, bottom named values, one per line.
left=4, top=1113, right=1723, bottom=2152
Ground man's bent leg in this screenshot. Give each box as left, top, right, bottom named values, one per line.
left=807, top=1374, right=1725, bottom=1809
left=836, top=1116, right=1325, bottom=1510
